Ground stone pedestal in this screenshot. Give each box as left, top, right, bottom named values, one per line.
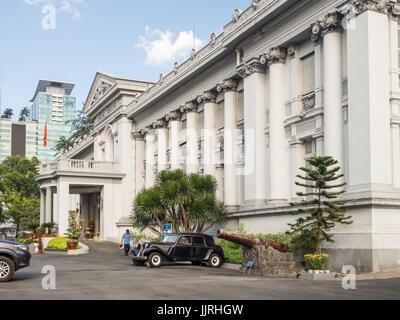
left=242, top=245, right=301, bottom=278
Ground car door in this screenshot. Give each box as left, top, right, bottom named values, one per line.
left=191, top=236, right=208, bottom=261
left=172, top=236, right=192, bottom=261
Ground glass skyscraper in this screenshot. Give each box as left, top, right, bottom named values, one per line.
left=30, top=80, right=76, bottom=163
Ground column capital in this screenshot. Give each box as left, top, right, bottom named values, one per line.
left=153, top=119, right=168, bottom=129
left=348, top=0, right=400, bottom=17
left=216, top=79, right=238, bottom=93
left=165, top=110, right=181, bottom=122
left=237, top=57, right=265, bottom=78
left=131, top=131, right=145, bottom=141
left=311, top=11, right=343, bottom=43
left=197, top=90, right=217, bottom=104
left=180, top=101, right=198, bottom=114
left=260, top=47, right=288, bottom=65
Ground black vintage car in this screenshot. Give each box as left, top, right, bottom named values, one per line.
left=131, top=233, right=225, bottom=268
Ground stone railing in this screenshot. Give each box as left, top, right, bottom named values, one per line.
left=39, top=159, right=121, bottom=175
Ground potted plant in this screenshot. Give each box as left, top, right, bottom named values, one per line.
left=64, top=210, right=81, bottom=250
left=304, top=254, right=330, bottom=274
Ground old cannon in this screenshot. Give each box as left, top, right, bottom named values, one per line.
left=216, top=229, right=290, bottom=253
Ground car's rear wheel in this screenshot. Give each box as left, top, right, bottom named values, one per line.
left=209, top=254, right=222, bottom=268
left=148, top=253, right=163, bottom=268
left=0, top=257, right=15, bottom=282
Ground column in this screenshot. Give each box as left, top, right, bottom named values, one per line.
left=144, top=129, right=156, bottom=188
left=289, top=139, right=305, bottom=200
left=261, top=47, right=290, bottom=203
left=45, top=187, right=52, bottom=223
left=239, top=57, right=268, bottom=206
left=133, top=132, right=145, bottom=194
left=56, top=181, right=69, bottom=236
left=40, top=189, right=45, bottom=225
left=198, top=91, right=217, bottom=177
left=347, top=9, right=392, bottom=187
left=153, top=120, right=168, bottom=172
left=218, top=80, right=240, bottom=208
left=320, top=12, right=344, bottom=169
left=166, top=111, right=182, bottom=171
left=181, top=102, right=199, bottom=174
left=392, top=123, right=400, bottom=189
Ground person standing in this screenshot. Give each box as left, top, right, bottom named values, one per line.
left=121, top=229, right=133, bottom=256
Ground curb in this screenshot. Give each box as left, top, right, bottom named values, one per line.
left=222, top=263, right=241, bottom=271
left=67, top=243, right=90, bottom=256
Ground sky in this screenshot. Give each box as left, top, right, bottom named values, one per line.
left=0, top=0, right=249, bottom=118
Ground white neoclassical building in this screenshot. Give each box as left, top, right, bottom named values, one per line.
left=37, top=0, right=400, bottom=272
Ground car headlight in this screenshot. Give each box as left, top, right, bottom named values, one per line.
left=16, top=245, right=29, bottom=252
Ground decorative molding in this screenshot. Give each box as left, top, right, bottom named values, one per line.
left=311, top=11, right=343, bottom=43
left=300, top=93, right=316, bottom=118
left=233, top=9, right=242, bottom=22
left=349, top=0, right=396, bottom=16
left=210, top=33, right=217, bottom=45
left=131, top=131, right=145, bottom=141
left=91, top=81, right=112, bottom=106
left=237, top=57, right=265, bottom=78
left=252, top=0, right=262, bottom=9
left=260, top=47, right=288, bottom=65
left=165, top=111, right=181, bottom=122
left=174, top=62, right=180, bottom=74
left=180, top=101, right=198, bottom=113
left=197, top=90, right=217, bottom=104
left=216, top=78, right=239, bottom=93
left=153, top=119, right=168, bottom=129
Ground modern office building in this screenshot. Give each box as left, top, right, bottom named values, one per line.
left=30, top=80, right=76, bottom=163
left=36, top=0, right=400, bottom=272
left=0, top=119, right=38, bottom=162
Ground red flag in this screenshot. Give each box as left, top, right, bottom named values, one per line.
left=43, top=122, right=47, bottom=148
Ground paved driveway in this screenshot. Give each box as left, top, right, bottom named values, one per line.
left=0, top=241, right=399, bottom=300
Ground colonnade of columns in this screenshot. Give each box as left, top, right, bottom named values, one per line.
left=132, top=11, right=347, bottom=209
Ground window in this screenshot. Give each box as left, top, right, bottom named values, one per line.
left=192, top=236, right=205, bottom=246
left=301, top=53, right=315, bottom=95
left=204, top=236, right=215, bottom=247
left=177, top=236, right=192, bottom=246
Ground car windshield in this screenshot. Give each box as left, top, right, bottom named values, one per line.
left=163, top=235, right=178, bottom=243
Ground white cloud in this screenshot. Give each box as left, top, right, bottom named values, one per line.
left=24, top=0, right=86, bottom=20
left=136, top=26, right=204, bottom=66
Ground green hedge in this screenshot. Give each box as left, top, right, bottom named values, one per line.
left=45, top=236, right=82, bottom=251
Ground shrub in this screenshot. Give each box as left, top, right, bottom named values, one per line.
left=46, top=236, right=82, bottom=251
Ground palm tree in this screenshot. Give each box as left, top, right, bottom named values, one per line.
left=1, top=108, right=13, bottom=119
left=18, top=107, right=30, bottom=121
left=131, top=170, right=226, bottom=237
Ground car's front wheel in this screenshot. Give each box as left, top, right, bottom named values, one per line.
left=148, top=253, right=163, bottom=268
left=208, top=253, right=222, bottom=268
left=0, top=256, right=15, bottom=282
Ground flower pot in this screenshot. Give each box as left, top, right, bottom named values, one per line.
left=308, top=270, right=314, bottom=274
left=301, top=261, right=307, bottom=267
left=314, top=270, right=320, bottom=275
left=67, top=242, right=78, bottom=250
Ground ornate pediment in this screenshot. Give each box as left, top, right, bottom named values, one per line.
left=91, top=81, right=112, bottom=106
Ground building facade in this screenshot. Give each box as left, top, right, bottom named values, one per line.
left=0, top=118, right=38, bottom=162
left=30, top=80, right=76, bottom=163
left=36, top=0, right=400, bottom=272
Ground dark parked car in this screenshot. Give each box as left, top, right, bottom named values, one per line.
left=0, top=240, right=31, bottom=282
left=131, top=233, right=225, bottom=268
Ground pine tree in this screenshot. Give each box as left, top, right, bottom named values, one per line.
left=287, top=156, right=353, bottom=255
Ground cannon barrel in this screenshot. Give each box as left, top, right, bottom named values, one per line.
left=216, top=229, right=290, bottom=253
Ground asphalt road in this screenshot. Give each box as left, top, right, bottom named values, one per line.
left=0, top=241, right=399, bottom=300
